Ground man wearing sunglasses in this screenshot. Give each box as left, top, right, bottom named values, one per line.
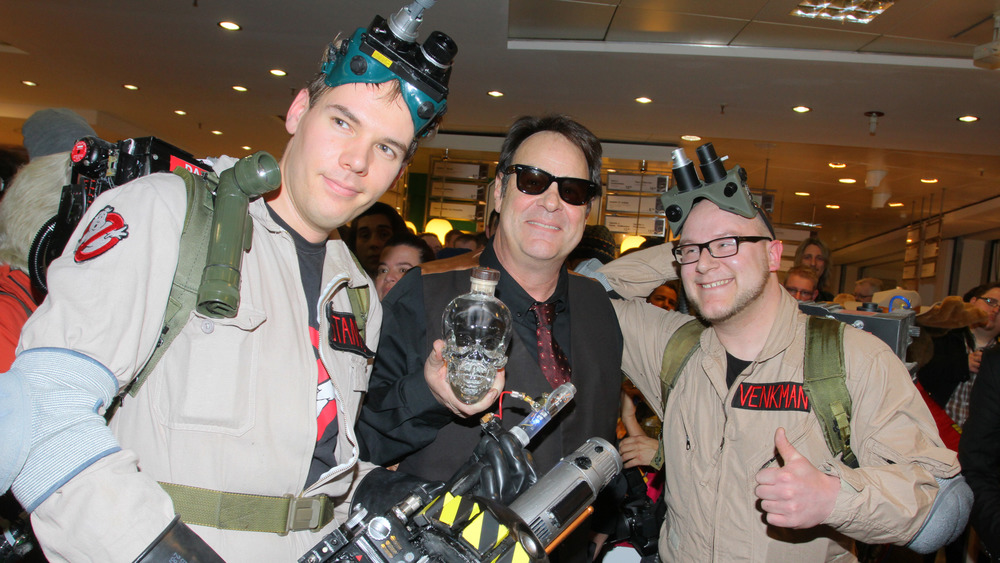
left=357, top=114, right=623, bottom=558
left=598, top=197, right=967, bottom=561
left=917, top=282, right=1000, bottom=428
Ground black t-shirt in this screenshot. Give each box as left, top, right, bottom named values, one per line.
left=265, top=205, right=337, bottom=486
left=726, top=352, right=752, bottom=389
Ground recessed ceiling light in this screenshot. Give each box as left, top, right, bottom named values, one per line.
left=211, top=130, right=223, bottom=135
left=828, top=162, right=846, bottom=168
left=269, top=69, right=287, bottom=77
left=920, top=178, right=938, bottom=183
left=888, top=202, right=904, bottom=207
left=487, top=90, right=503, bottom=97
left=174, top=110, right=187, bottom=116
left=635, top=97, right=652, bottom=104
left=606, top=169, right=617, bottom=173
left=826, top=204, right=840, bottom=209
left=838, top=178, right=856, bottom=184
left=232, top=85, right=248, bottom=92
left=21, top=80, right=36, bottom=87
left=681, top=135, right=701, bottom=142
left=218, top=21, right=241, bottom=31
left=123, top=84, right=139, bottom=91
left=792, top=106, right=811, bottom=113
left=242, top=145, right=252, bottom=151
left=906, top=238, right=913, bottom=243
left=957, top=115, right=979, bottom=123
left=794, top=191, right=810, bottom=196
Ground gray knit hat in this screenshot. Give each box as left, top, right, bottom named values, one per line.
left=22, top=108, right=97, bottom=161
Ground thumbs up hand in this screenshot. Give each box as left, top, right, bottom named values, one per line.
left=754, top=427, right=840, bottom=529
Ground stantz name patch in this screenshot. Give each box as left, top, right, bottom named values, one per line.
left=731, top=381, right=810, bottom=412
left=326, top=304, right=374, bottom=358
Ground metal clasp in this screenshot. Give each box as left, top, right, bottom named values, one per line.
left=286, top=495, right=325, bottom=533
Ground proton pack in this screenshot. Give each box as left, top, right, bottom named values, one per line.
left=27, top=135, right=211, bottom=294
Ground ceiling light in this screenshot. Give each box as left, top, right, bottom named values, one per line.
left=792, top=106, right=811, bottom=113
left=826, top=204, right=840, bottom=209
left=920, top=178, right=938, bottom=183
left=838, top=178, right=856, bottom=184
left=123, top=84, right=139, bottom=90
left=487, top=90, right=503, bottom=97
left=211, top=130, right=223, bottom=135
left=794, top=191, right=810, bottom=196
left=888, top=202, right=904, bottom=207
left=957, top=115, right=979, bottom=123
left=232, top=85, right=248, bottom=92
left=242, top=146, right=252, bottom=151
left=635, top=97, right=652, bottom=104
left=795, top=221, right=821, bottom=228
left=606, top=169, right=617, bottom=173
left=269, top=69, right=287, bottom=77
left=681, top=135, right=701, bottom=142
left=174, top=110, right=187, bottom=116
left=21, top=80, right=36, bottom=87
left=828, top=162, right=846, bottom=168
left=218, top=21, right=241, bottom=31
left=791, top=0, right=894, bottom=24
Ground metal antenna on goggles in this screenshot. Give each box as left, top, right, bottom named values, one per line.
left=389, top=0, right=436, bottom=42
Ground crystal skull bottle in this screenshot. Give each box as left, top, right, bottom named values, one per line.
left=442, top=267, right=513, bottom=404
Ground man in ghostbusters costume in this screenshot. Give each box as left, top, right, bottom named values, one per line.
left=0, top=3, right=457, bottom=560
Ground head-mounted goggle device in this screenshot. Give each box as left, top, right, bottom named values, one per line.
left=321, top=0, right=457, bottom=139
left=660, top=142, right=773, bottom=237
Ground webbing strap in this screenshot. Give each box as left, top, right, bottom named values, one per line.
left=802, top=316, right=856, bottom=468
left=159, top=482, right=335, bottom=534
left=129, top=168, right=216, bottom=398
left=345, top=251, right=370, bottom=342
left=658, top=319, right=706, bottom=409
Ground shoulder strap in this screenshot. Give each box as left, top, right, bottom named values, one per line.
left=802, top=315, right=857, bottom=468
left=345, top=250, right=370, bottom=342
left=106, top=169, right=216, bottom=420
left=659, top=319, right=707, bottom=410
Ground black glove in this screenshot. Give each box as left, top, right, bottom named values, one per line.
left=470, top=428, right=538, bottom=505
left=133, top=516, right=224, bottom=563
left=352, top=467, right=445, bottom=516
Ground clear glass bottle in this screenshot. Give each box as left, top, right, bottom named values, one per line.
left=442, top=267, right=513, bottom=404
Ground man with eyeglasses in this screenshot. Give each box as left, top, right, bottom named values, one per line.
left=356, top=114, right=622, bottom=560
left=917, top=282, right=1000, bottom=428
left=597, top=197, right=967, bottom=561
left=783, top=265, right=820, bottom=302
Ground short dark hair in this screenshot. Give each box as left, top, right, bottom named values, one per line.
left=345, top=202, right=408, bottom=250
left=495, top=115, right=602, bottom=197
left=963, top=282, right=1000, bottom=302
left=383, top=232, right=435, bottom=264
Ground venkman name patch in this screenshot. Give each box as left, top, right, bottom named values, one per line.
left=732, top=381, right=811, bottom=412
left=326, top=305, right=374, bottom=359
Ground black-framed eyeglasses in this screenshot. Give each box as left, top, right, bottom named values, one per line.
left=978, top=296, right=1000, bottom=310
left=504, top=164, right=599, bottom=206
left=672, top=236, right=772, bottom=265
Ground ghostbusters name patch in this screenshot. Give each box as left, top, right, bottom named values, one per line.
left=731, top=381, right=811, bottom=412
left=74, top=205, right=129, bottom=262
left=326, top=304, right=374, bottom=358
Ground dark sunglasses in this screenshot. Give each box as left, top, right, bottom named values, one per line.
left=504, top=164, right=599, bottom=206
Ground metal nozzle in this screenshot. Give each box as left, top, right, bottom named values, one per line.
left=388, top=0, right=436, bottom=42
